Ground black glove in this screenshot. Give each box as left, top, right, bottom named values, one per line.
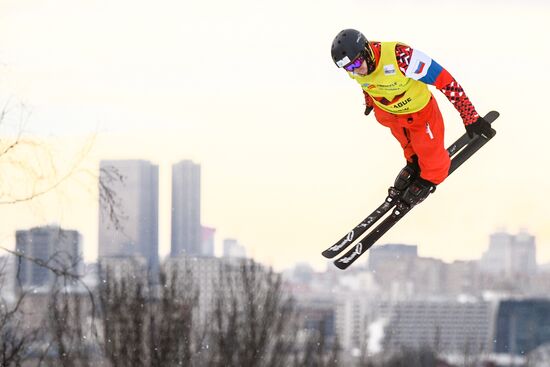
left=364, top=105, right=373, bottom=116
left=401, top=176, right=436, bottom=207
left=465, top=116, right=495, bottom=139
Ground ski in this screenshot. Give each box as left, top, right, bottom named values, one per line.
left=323, top=111, right=499, bottom=265
left=321, top=187, right=400, bottom=258
left=322, top=110, right=499, bottom=260
left=334, top=201, right=412, bottom=269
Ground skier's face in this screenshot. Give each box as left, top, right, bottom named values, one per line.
left=344, top=56, right=365, bottom=72
left=352, top=60, right=370, bottom=76
left=344, top=54, right=370, bottom=76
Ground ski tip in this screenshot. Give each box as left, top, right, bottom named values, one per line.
left=321, top=250, right=337, bottom=259
left=485, top=110, right=500, bottom=123
left=322, top=238, right=355, bottom=259
left=333, top=260, right=349, bottom=270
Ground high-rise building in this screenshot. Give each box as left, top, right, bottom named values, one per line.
left=336, top=294, right=371, bottom=353
left=367, top=244, right=418, bottom=297
left=15, top=226, right=83, bottom=290
left=201, top=226, right=216, bottom=257
left=164, top=256, right=260, bottom=325
left=378, top=299, right=494, bottom=355
left=368, top=243, right=418, bottom=271
left=480, top=232, right=512, bottom=275
left=409, top=256, right=446, bottom=295
left=0, top=256, right=16, bottom=300
left=98, top=160, right=159, bottom=271
left=494, top=299, right=550, bottom=356
left=445, top=260, right=482, bottom=296
left=513, top=231, right=537, bottom=275
left=171, top=160, right=201, bottom=256
left=480, top=230, right=537, bottom=276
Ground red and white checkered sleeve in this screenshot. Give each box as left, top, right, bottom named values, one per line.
left=437, top=76, right=480, bottom=125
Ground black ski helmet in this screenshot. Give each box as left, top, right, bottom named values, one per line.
left=331, top=29, right=368, bottom=68
left=331, top=28, right=380, bottom=76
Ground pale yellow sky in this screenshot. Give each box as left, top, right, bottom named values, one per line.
left=1, top=0, right=549, bottom=271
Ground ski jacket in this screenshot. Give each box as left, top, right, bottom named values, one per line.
left=348, top=41, right=479, bottom=125
left=349, top=41, right=432, bottom=114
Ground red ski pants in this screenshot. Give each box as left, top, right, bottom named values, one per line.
left=373, top=96, right=450, bottom=184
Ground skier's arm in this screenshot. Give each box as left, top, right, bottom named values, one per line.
left=431, top=69, right=479, bottom=125
left=396, top=45, right=479, bottom=125
left=363, top=91, right=374, bottom=115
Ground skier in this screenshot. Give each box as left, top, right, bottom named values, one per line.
left=331, top=29, right=495, bottom=206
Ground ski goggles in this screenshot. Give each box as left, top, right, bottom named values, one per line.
left=344, top=56, right=365, bottom=72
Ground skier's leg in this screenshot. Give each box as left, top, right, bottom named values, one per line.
left=373, top=106, right=416, bottom=162
left=407, top=97, right=450, bottom=185
left=393, top=155, right=420, bottom=191
left=400, top=98, right=449, bottom=206
left=373, top=106, right=419, bottom=190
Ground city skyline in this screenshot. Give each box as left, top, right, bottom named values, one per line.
left=4, top=222, right=550, bottom=366
left=9, top=219, right=547, bottom=276
left=1, top=146, right=549, bottom=271
left=1, top=0, right=549, bottom=271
